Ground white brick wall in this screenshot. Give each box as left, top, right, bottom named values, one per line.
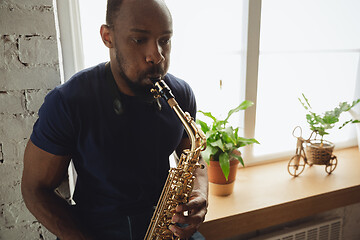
left=0, top=0, right=60, bottom=239
left=0, top=91, right=24, bottom=114
left=19, top=36, right=58, bottom=65
left=0, top=3, right=56, bottom=36
left=25, top=89, right=51, bottom=113
left=0, top=67, right=60, bottom=91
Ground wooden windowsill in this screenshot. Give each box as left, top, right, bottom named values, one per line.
left=199, top=147, right=360, bottom=240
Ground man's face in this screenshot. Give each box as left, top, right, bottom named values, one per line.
left=110, top=0, right=173, bottom=100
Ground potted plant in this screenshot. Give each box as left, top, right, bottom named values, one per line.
left=299, top=94, right=360, bottom=165
left=196, top=100, right=259, bottom=195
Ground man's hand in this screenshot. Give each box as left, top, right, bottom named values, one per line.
left=169, top=190, right=208, bottom=239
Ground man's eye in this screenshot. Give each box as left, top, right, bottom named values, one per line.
left=160, top=38, right=171, bottom=45
left=132, top=38, right=145, bottom=44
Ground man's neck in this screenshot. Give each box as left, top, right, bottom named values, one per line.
left=109, top=61, right=135, bottom=97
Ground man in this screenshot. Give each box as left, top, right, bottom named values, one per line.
left=21, top=0, right=208, bottom=239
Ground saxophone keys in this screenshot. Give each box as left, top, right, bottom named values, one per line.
left=150, top=89, right=161, bottom=99
left=195, top=163, right=205, bottom=169
left=182, top=172, right=191, bottom=179
left=165, top=210, right=174, bottom=218
left=159, top=228, right=173, bottom=239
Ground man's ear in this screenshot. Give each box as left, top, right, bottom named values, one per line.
left=100, top=24, right=114, bottom=48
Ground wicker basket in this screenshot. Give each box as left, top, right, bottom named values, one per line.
left=305, top=139, right=334, bottom=165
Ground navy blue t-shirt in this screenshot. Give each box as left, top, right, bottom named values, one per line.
left=30, top=63, right=197, bottom=220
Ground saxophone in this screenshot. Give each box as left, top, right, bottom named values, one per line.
left=144, top=78, right=207, bottom=240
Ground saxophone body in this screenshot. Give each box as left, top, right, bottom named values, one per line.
left=144, top=78, right=206, bottom=240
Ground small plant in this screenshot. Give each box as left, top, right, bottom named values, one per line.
left=299, top=93, right=360, bottom=141
left=196, top=100, right=259, bottom=180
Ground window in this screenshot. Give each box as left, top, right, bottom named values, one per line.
left=254, top=0, right=360, bottom=162
left=57, top=0, right=360, bottom=165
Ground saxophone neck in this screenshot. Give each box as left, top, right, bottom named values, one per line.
left=150, top=78, right=206, bottom=153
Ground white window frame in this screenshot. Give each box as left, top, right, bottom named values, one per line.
left=56, top=0, right=85, bottom=199
left=242, top=0, right=261, bottom=162
left=56, top=0, right=85, bottom=82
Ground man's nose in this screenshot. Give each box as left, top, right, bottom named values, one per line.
left=146, top=43, right=165, bottom=64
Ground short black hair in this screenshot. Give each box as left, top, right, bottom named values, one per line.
left=106, top=0, right=123, bottom=27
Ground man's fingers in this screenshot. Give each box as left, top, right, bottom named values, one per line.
left=169, top=190, right=208, bottom=238
left=176, top=194, right=207, bottom=212
left=172, top=208, right=206, bottom=225
left=172, top=212, right=186, bottom=224
left=169, top=223, right=197, bottom=239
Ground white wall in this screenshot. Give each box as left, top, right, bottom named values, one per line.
left=0, top=0, right=60, bottom=238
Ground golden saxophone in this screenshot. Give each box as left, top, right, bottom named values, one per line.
left=144, top=78, right=206, bottom=240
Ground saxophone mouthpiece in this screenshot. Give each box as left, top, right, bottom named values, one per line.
left=150, top=77, right=161, bottom=85
left=150, top=77, right=175, bottom=102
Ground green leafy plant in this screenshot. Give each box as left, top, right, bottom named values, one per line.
left=299, top=93, right=360, bottom=141
left=196, top=100, right=259, bottom=180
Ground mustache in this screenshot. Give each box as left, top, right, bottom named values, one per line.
left=143, top=66, right=166, bottom=78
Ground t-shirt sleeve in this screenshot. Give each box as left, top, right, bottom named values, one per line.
left=30, top=88, right=75, bottom=156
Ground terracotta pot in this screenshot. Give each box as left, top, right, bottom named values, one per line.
left=207, top=158, right=240, bottom=196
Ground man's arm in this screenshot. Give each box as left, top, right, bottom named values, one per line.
left=21, top=140, right=93, bottom=240
left=170, top=137, right=209, bottom=239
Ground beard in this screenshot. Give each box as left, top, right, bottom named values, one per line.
left=114, top=46, right=166, bottom=103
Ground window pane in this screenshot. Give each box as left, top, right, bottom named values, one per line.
left=166, top=0, right=246, bottom=124
left=78, top=0, right=107, bottom=68
left=254, top=0, right=360, bottom=159
left=260, top=0, right=360, bottom=51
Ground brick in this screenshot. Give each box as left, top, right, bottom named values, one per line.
left=0, top=204, right=55, bottom=239
left=2, top=0, right=53, bottom=7
left=0, top=153, right=24, bottom=185
left=0, top=204, right=57, bottom=239
left=0, top=181, right=22, bottom=205
left=0, top=66, right=61, bottom=91
left=0, top=115, right=37, bottom=142
left=0, top=91, right=25, bottom=114
left=0, top=7, right=56, bottom=36
left=1, top=139, right=28, bottom=164
left=0, top=225, right=39, bottom=240
left=0, top=35, right=23, bottom=69
left=25, top=89, right=49, bottom=113
left=19, top=36, right=58, bottom=65
left=0, top=37, right=5, bottom=68
left=0, top=225, right=44, bottom=240
left=0, top=143, right=3, bottom=163
left=1, top=201, right=28, bottom=227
